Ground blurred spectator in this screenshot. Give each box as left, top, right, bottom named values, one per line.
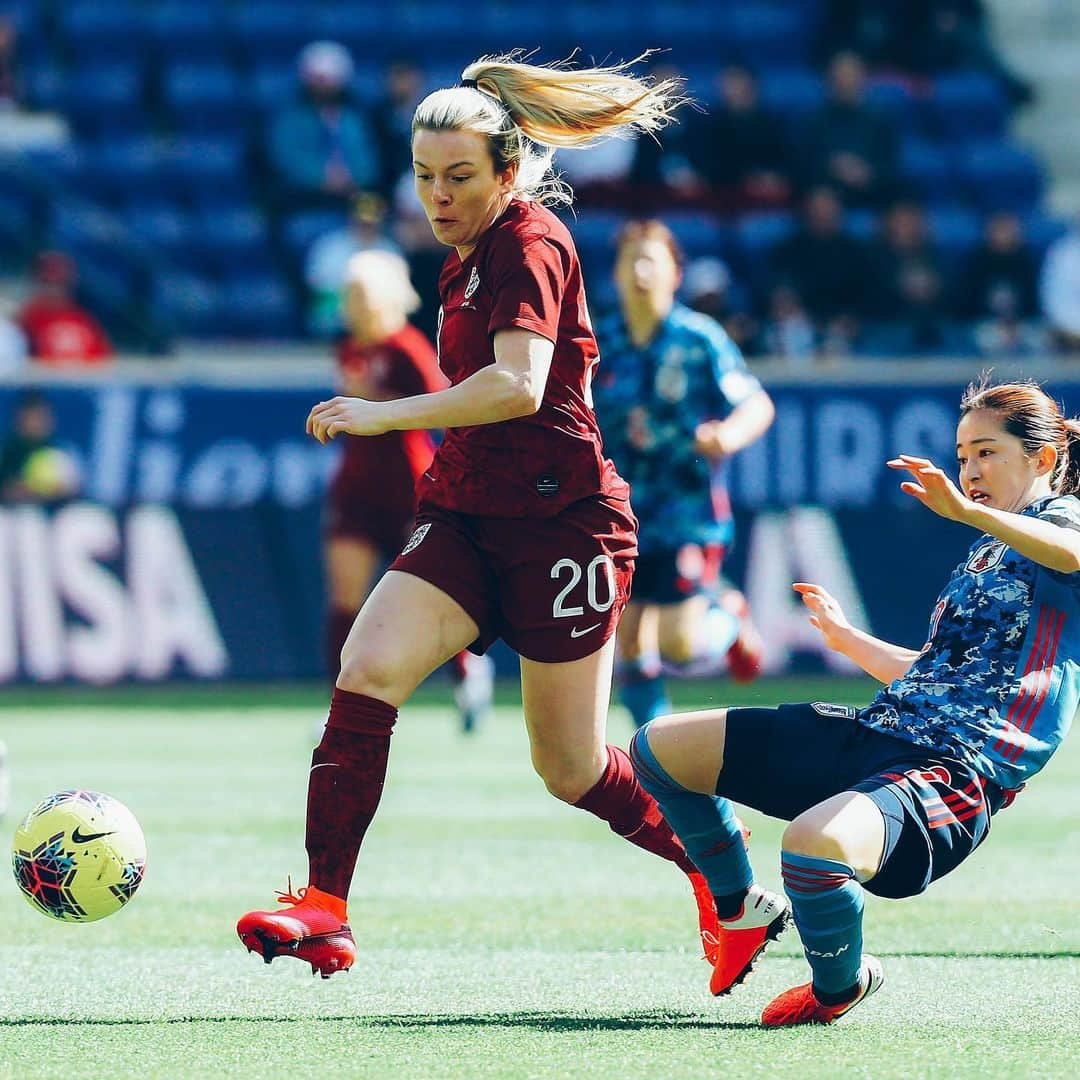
left=304, top=193, right=402, bottom=338
left=557, top=138, right=637, bottom=208
left=0, top=13, right=20, bottom=109
left=820, top=1, right=1033, bottom=104
left=682, top=256, right=758, bottom=354
left=267, top=41, right=381, bottom=210
left=866, top=201, right=956, bottom=352
left=17, top=252, right=114, bottom=365
left=762, top=285, right=817, bottom=365
left=961, top=212, right=1039, bottom=321
left=626, top=62, right=695, bottom=210
left=371, top=60, right=424, bottom=196
left=1040, top=225, right=1080, bottom=353
left=0, top=296, right=28, bottom=373
left=802, top=51, right=897, bottom=207
left=681, top=66, right=793, bottom=211
left=0, top=390, right=80, bottom=503
left=770, top=186, right=869, bottom=347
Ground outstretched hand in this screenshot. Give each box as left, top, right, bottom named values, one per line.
left=886, top=454, right=973, bottom=523
left=306, top=396, right=392, bottom=443
left=792, top=582, right=851, bottom=653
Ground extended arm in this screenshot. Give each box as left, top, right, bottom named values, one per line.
left=308, top=329, right=554, bottom=441
left=793, top=582, right=920, bottom=684
left=695, top=388, right=775, bottom=460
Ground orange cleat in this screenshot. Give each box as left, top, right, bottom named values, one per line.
left=761, top=955, right=884, bottom=1027
left=722, top=590, right=764, bottom=683
left=689, top=818, right=753, bottom=967
left=237, top=880, right=356, bottom=979
left=707, top=883, right=790, bottom=996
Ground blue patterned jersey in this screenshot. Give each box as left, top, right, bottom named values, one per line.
left=858, top=495, right=1080, bottom=789
left=592, top=303, right=763, bottom=552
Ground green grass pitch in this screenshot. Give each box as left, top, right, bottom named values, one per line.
left=1, top=677, right=1077, bottom=1079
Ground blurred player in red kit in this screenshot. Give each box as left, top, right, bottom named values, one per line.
left=238, top=53, right=740, bottom=980
left=324, top=249, right=493, bottom=731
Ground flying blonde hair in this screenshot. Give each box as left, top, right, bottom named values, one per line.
left=411, top=51, right=686, bottom=207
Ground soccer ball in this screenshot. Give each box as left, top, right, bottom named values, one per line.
left=11, top=790, right=146, bottom=923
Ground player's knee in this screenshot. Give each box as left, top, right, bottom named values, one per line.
left=660, top=634, right=697, bottom=665
left=336, top=644, right=399, bottom=698
left=534, top=756, right=603, bottom=804
left=782, top=813, right=851, bottom=863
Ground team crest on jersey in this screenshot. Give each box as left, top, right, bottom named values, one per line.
left=464, top=266, right=481, bottom=300
left=965, top=539, right=1006, bottom=575
left=401, top=523, right=431, bottom=556
left=811, top=702, right=857, bottom=720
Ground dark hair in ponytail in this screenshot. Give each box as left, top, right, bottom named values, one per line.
left=960, top=375, right=1080, bottom=496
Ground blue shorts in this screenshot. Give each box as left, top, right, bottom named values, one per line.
left=719, top=702, right=1007, bottom=900
left=630, top=542, right=725, bottom=605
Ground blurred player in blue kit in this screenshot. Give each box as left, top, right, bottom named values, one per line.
left=593, top=221, right=775, bottom=729
left=630, top=378, right=1080, bottom=1023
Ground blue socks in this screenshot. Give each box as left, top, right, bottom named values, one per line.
left=630, top=726, right=752, bottom=907
left=619, top=655, right=671, bottom=730
left=781, top=851, right=864, bottom=999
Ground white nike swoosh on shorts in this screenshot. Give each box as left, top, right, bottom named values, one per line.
left=570, top=622, right=602, bottom=638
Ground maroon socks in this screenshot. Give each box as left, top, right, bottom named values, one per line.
left=574, top=745, right=697, bottom=875
left=306, top=688, right=398, bottom=900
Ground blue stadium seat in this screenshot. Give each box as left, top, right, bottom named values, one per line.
left=162, top=138, right=247, bottom=198
left=60, top=64, right=146, bottom=138
left=79, top=137, right=163, bottom=200
left=931, top=72, right=1008, bottom=141
left=191, top=207, right=274, bottom=272
left=663, top=212, right=729, bottom=260
left=958, top=140, right=1044, bottom=212
left=281, top=209, right=350, bottom=258
left=48, top=203, right=123, bottom=261
left=843, top=208, right=878, bottom=241
left=926, top=206, right=982, bottom=265
left=757, top=70, right=825, bottom=126
left=226, top=4, right=315, bottom=60
left=310, top=7, right=388, bottom=52
left=152, top=270, right=224, bottom=337
left=729, top=4, right=813, bottom=66
left=148, top=3, right=229, bottom=60
left=23, top=63, right=66, bottom=113
left=865, top=81, right=922, bottom=136
left=162, top=63, right=246, bottom=133
left=124, top=202, right=194, bottom=265
left=898, top=137, right=956, bottom=205
left=477, top=8, right=558, bottom=56
left=1020, top=211, right=1069, bottom=260
left=248, top=63, right=297, bottom=115
left=222, top=273, right=299, bottom=338
left=734, top=211, right=797, bottom=262
left=569, top=210, right=625, bottom=262
left=57, top=2, right=148, bottom=60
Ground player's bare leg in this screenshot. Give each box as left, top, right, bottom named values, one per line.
left=762, top=791, right=887, bottom=1025
left=324, top=536, right=381, bottom=680
left=238, top=570, right=477, bottom=976
left=632, top=708, right=790, bottom=993
left=520, top=642, right=734, bottom=962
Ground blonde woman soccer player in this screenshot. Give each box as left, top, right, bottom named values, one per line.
left=238, top=54, right=732, bottom=978
left=632, top=379, right=1080, bottom=1020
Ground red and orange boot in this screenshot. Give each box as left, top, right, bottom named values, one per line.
left=689, top=818, right=754, bottom=968
left=237, top=881, right=356, bottom=979
left=761, top=955, right=884, bottom=1027
left=708, top=883, right=791, bottom=996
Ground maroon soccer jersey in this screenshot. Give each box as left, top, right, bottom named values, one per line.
left=331, top=324, right=446, bottom=512
left=417, top=198, right=628, bottom=518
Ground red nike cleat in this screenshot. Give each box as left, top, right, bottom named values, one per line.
left=237, top=880, right=356, bottom=979
left=690, top=818, right=753, bottom=967
left=722, top=590, right=764, bottom=683
left=761, top=955, right=884, bottom=1027
left=707, top=883, right=790, bottom=996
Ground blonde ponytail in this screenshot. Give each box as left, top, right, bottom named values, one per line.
left=412, top=51, right=686, bottom=207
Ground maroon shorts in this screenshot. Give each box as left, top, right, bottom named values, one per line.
left=325, top=494, right=416, bottom=557
left=388, top=495, right=638, bottom=662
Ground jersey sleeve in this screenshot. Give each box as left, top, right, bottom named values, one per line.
left=486, top=231, right=567, bottom=343
left=701, top=319, right=762, bottom=416
left=1036, top=496, right=1080, bottom=586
